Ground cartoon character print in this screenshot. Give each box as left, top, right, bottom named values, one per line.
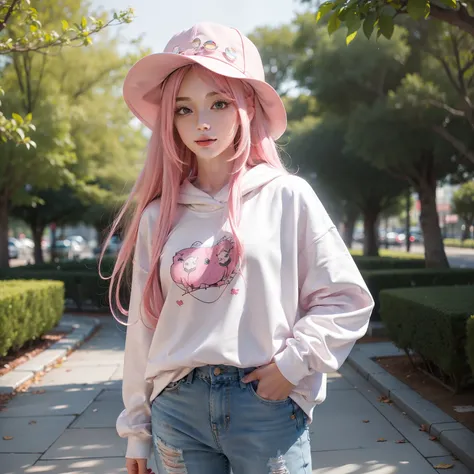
left=170, top=236, right=239, bottom=303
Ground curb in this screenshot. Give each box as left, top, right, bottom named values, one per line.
left=0, top=315, right=101, bottom=394
left=347, top=348, right=474, bottom=471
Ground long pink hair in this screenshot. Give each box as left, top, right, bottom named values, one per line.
left=100, top=63, right=286, bottom=328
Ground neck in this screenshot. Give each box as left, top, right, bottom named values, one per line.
left=193, top=155, right=234, bottom=197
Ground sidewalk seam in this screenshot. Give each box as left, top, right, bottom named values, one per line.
left=0, top=316, right=102, bottom=394
left=347, top=349, right=474, bottom=471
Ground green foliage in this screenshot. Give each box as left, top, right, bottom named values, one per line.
left=353, top=256, right=426, bottom=270
left=443, top=238, right=474, bottom=248
left=362, top=268, right=474, bottom=320
left=248, top=24, right=297, bottom=94
left=452, top=181, right=474, bottom=234
left=0, top=279, right=64, bottom=356
left=467, top=315, right=474, bottom=375
left=305, top=0, right=468, bottom=44
left=0, top=0, right=135, bottom=147
left=350, top=248, right=425, bottom=259
left=0, top=257, right=126, bottom=311
left=380, top=285, right=474, bottom=386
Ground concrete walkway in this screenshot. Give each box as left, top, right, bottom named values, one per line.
left=0, top=316, right=471, bottom=474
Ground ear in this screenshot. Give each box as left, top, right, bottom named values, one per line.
left=245, top=94, right=256, bottom=121
left=248, top=105, right=255, bottom=121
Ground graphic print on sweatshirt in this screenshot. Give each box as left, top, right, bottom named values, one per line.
left=170, top=235, right=239, bottom=304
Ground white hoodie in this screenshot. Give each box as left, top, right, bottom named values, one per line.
left=116, top=164, right=374, bottom=459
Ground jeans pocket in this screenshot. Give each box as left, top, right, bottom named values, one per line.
left=247, top=380, right=291, bottom=406
left=163, top=377, right=185, bottom=393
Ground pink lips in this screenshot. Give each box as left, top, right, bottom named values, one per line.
left=195, top=138, right=217, bottom=147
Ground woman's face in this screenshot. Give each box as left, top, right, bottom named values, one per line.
left=173, top=68, right=239, bottom=162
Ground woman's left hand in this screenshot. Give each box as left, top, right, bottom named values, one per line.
left=242, top=363, right=296, bottom=401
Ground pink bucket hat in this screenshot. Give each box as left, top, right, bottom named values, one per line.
left=123, top=22, right=287, bottom=140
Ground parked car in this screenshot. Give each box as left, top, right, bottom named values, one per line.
left=51, top=239, right=83, bottom=260
left=8, top=238, right=19, bottom=259
left=67, top=235, right=87, bottom=251
left=379, top=230, right=401, bottom=247
left=93, top=235, right=122, bottom=257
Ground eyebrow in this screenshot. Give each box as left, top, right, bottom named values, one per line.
left=176, top=91, right=220, bottom=102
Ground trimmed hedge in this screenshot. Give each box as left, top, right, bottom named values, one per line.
left=20, top=257, right=116, bottom=275
left=0, top=269, right=112, bottom=311
left=0, top=280, right=64, bottom=356
left=353, top=256, right=426, bottom=271
left=467, top=316, right=474, bottom=376
left=362, top=268, right=474, bottom=321
left=444, top=238, right=474, bottom=249
left=0, top=256, right=129, bottom=311
left=350, top=249, right=425, bottom=260
left=379, top=286, right=474, bottom=388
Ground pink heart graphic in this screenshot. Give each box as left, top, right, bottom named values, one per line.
left=176, top=300, right=184, bottom=306
left=170, top=237, right=238, bottom=304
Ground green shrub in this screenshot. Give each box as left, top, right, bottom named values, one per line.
left=350, top=249, right=424, bottom=259
left=353, top=256, right=426, bottom=271
left=467, top=316, right=474, bottom=376
left=0, top=266, right=127, bottom=311
left=444, top=238, right=474, bottom=249
left=20, top=257, right=116, bottom=275
left=380, top=286, right=474, bottom=388
left=362, top=268, right=474, bottom=321
left=0, top=280, right=64, bottom=356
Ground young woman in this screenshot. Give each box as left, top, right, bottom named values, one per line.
left=105, top=22, right=374, bottom=474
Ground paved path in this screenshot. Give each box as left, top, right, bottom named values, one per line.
left=1, top=317, right=470, bottom=473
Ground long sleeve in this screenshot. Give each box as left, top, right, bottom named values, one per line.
left=116, top=206, right=156, bottom=460
left=274, top=185, right=374, bottom=386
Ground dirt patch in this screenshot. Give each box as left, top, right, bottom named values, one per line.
left=0, top=329, right=70, bottom=377
left=357, top=335, right=391, bottom=344
left=376, top=355, right=474, bottom=433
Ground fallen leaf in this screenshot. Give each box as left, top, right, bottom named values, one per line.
left=429, top=436, right=439, bottom=441
left=377, top=438, right=387, bottom=442
left=419, top=424, right=428, bottom=432
left=362, top=420, right=370, bottom=423
left=434, top=463, right=454, bottom=469
left=3, top=436, right=13, bottom=440
left=28, top=420, right=37, bottom=425
left=378, top=395, right=393, bottom=404
left=395, top=439, right=406, bottom=444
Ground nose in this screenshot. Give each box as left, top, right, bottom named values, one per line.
left=197, top=122, right=210, bottom=131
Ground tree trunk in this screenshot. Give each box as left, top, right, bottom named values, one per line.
left=31, top=222, right=45, bottom=264
left=415, top=157, right=449, bottom=268
left=0, top=193, right=10, bottom=268
left=342, top=209, right=358, bottom=248
left=363, top=208, right=379, bottom=256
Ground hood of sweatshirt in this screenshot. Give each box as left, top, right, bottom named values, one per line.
left=178, top=163, right=286, bottom=211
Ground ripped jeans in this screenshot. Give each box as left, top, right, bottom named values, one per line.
left=151, top=365, right=311, bottom=474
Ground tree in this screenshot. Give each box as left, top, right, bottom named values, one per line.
left=0, top=0, right=134, bottom=147
left=452, top=181, right=474, bottom=240
left=248, top=25, right=298, bottom=95
left=6, top=36, right=147, bottom=264
left=288, top=115, right=408, bottom=256
left=0, top=1, right=138, bottom=268
left=301, top=0, right=474, bottom=42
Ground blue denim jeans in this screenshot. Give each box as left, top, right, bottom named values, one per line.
left=151, top=365, right=312, bottom=473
